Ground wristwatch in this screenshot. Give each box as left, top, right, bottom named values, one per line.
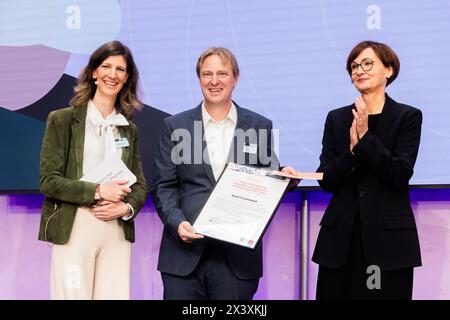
left=94, top=185, right=101, bottom=201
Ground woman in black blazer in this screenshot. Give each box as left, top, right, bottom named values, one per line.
left=312, top=41, right=422, bottom=299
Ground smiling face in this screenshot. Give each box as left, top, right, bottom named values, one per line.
left=351, top=47, right=392, bottom=94
left=92, top=55, right=128, bottom=99
left=199, top=54, right=238, bottom=109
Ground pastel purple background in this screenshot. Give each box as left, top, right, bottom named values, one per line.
left=1, top=189, right=449, bottom=300
left=4, top=1, right=450, bottom=186
left=0, top=46, right=70, bottom=110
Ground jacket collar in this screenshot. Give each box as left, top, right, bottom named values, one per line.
left=72, top=106, right=87, bottom=179
left=118, top=125, right=131, bottom=166
left=372, top=94, right=397, bottom=140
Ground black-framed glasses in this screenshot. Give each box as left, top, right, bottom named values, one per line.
left=350, top=58, right=374, bottom=74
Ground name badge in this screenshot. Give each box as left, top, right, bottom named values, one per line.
left=115, top=137, right=130, bottom=148
left=243, top=143, right=257, bottom=154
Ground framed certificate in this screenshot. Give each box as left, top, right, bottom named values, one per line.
left=192, top=163, right=291, bottom=249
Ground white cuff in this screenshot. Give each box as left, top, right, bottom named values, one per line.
left=121, top=203, right=135, bottom=221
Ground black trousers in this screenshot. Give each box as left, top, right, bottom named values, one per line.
left=161, top=241, right=259, bottom=300
left=316, top=212, right=414, bottom=300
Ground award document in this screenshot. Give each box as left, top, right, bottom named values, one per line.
left=193, top=163, right=291, bottom=249
left=80, top=153, right=136, bottom=187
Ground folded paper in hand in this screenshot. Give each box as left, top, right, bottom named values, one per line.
left=272, top=170, right=323, bottom=180
left=80, top=154, right=136, bottom=187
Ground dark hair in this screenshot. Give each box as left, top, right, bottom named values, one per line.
left=346, top=40, right=400, bottom=87
left=196, top=47, right=240, bottom=78
left=70, top=40, right=141, bottom=119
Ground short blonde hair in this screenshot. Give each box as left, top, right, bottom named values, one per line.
left=196, top=47, right=240, bottom=78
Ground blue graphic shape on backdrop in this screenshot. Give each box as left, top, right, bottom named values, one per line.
left=0, top=108, right=44, bottom=190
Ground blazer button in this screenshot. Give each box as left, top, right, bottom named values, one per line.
left=359, top=190, right=366, bottom=198
left=360, top=216, right=368, bottom=225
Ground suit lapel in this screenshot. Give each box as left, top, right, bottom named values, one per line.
left=118, top=125, right=131, bottom=166
left=190, top=104, right=216, bottom=185
left=227, top=103, right=249, bottom=164
left=342, top=106, right=354, bottom=144
left=72, top=106, right=87, bottom=179
left=373, top=94, right=396, bottom=143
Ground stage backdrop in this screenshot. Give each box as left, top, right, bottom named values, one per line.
left=1, top=0, right=450, bottom=190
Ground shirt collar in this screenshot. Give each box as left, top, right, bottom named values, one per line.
left=201, top=102, right=237, bottom=125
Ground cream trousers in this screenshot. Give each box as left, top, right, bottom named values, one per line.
left=50, top=207, right=131, bottom=300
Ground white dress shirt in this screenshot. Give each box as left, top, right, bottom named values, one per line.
left=202, top=102, right=237, bottom=181
left=84, top=100, right=127, bottom=174
left=84, top=100, right=134, bottom=220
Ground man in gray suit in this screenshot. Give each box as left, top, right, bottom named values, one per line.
left=151, top=47, right=290, bottom=299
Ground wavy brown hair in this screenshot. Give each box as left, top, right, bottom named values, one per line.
left=70, top=40, right=142, bottom=119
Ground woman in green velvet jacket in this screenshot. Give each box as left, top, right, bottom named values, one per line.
left=38, top=41, right=148, bottom=299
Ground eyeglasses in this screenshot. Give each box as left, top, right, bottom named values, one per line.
left=349, top=58, right=374, bottom=75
